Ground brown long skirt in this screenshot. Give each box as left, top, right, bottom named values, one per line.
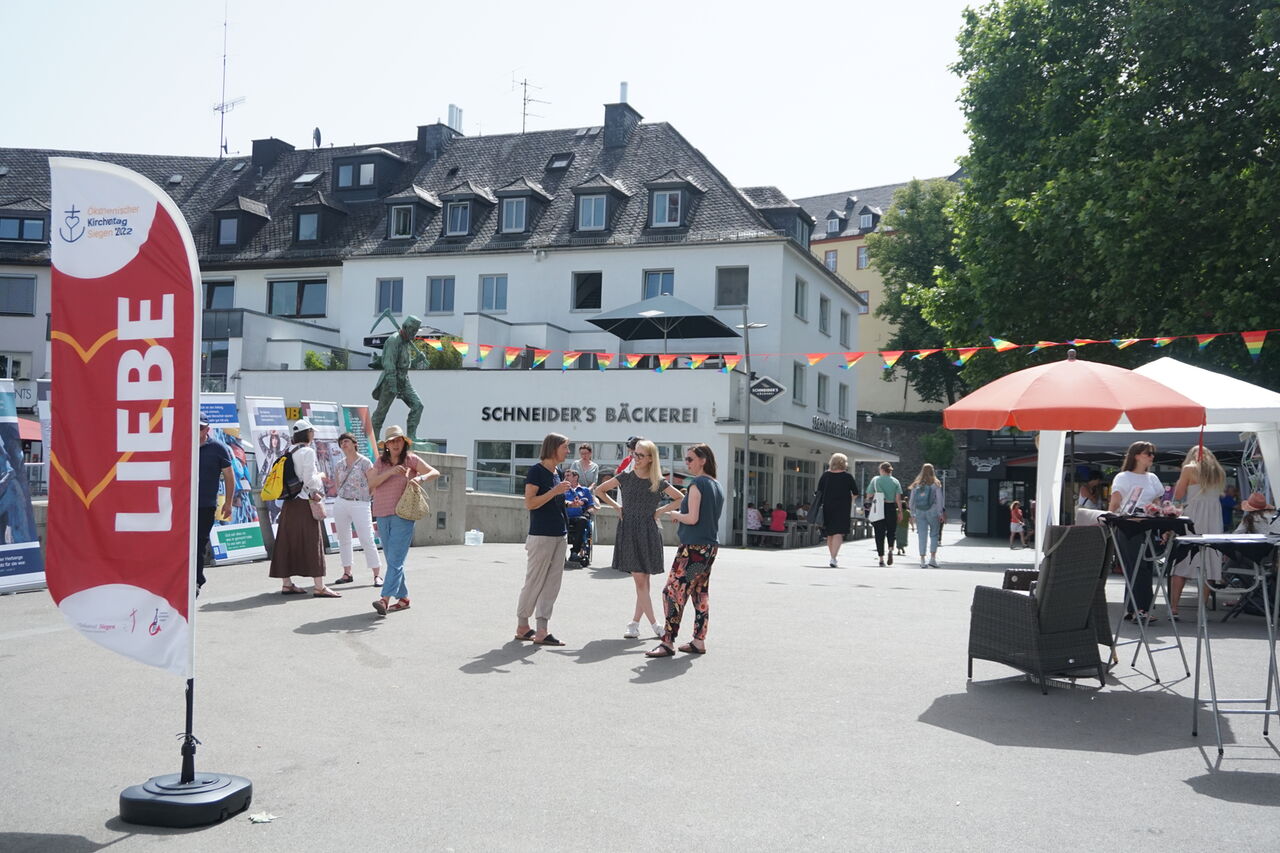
left=268, top=498, right=326, bottom=578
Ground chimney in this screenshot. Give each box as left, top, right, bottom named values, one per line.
left=603, top=100, right=643, bottom=149
left=418, top=122, right=463, bottom=160
left=251, top=137, right=295, bottom=170
left=620, top=81, right=628, bottom=103
left=447, top=104, right=464, bottom=133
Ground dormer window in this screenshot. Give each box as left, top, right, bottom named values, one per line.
left=337, top=162, right=375, bottom=189
left=651, top=190, right=682, bottom=227
left=826, top=218, right=841, bottom=235
left=297, top=212, right=319, bottom=241
left=446, top=202, right=470, bottom=236
left=389, top=205, right=414, bottom=239
left=860, top=213, right=873, bottom=229
left=501, top=198, right=527, bottom=233
left=337, top=165, right=354, bottom=188
left=217, top=216, right=238, bottom=246
left=578, top=195, right=606, bottom=230
left=0, top=216, right=45, bottom=242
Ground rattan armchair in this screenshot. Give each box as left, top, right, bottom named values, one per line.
left=968, top=525, right=1111, bottom=693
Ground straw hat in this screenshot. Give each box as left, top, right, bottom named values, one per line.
left=1241, top=491, right=1273, bottom=513
left=381, top=424, right=412, bottom=446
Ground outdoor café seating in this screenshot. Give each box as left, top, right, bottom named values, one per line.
left=968, top=524, right=1112, bottom=693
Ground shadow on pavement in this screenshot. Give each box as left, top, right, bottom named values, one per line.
left=294, top=612, right=381, bottom=635
left=199, top=592, right=300, bottom=612
left=1183, top=770, right=1280, bottom=805
left=564, top=638, right=648, bottom=664
left=919, top=679, right=1234, bottom=754
left=0, top=833, right=117, bottom=852
left=629, top=655, right=696, bottom=683
left=459, top=641, right=539, bottom=674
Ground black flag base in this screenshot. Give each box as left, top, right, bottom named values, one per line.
left=119, top=772, right=253, bottom=828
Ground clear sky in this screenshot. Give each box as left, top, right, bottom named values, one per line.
left=5, top=0, right=975, bottom=198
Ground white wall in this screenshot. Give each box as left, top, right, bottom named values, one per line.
left=0, top=265, right=51, bottom=404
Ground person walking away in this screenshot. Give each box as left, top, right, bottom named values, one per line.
left=331, top=432, right=383, bottom=587
left=367, top=425, right=438, bottom=614
left=865, top=462, right=903, bottom=566
left=514, top=433, right=572, bottom=645
left=196, top=417, right=234, bottom=595
left=813, top=453, right=859, bottom=567
left=908, top=463, right=946, bottom=567
left=1108, top=441, right=1165, bottom=623
left=647, top=444, right=724, bottom=658
left=268, top=418, right=341, bottom=598
left=1169, top=446, right=1225, bottom=618
left=594, top=439, right=684, bottom=639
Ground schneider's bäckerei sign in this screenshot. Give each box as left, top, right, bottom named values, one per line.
left=46, top=158, right=200, bottom=677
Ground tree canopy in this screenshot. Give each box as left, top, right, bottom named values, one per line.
left=926, top=0, right=1280, bottom=389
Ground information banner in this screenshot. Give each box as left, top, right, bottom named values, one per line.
left=0, top=378, right=44, bottom=593
left=341, top=404, right=377, bottom=463
left=210, top=522, right=267, bottom=563
left=199, top=393, right=261, bottom=562
left=245, top=395, right=288, bottom=529
left=46, top=158, right=198, bottom=676
left=300, top=400, right=341, bottom=501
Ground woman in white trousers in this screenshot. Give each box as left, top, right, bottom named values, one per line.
left=331, top=432, right=383, bottom=586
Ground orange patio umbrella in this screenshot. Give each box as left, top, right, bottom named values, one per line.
left=943, top=351, right=1206, bottom=431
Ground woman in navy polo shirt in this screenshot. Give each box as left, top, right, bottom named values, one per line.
left=514, top=432, right=572, bottom=646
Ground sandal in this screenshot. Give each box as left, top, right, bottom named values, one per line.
left=313, top=588, right=341, bottom=598
left=533, top=634, right=565, bottom=646
left=645, top=644, right=675, bottom=658
left=281, top=585, right=307, bottom=595
left=514, top=629, right=537, bottom=641
left=372, top=598, right=388, bottom=615
left=678, top=643, right=706, bottom=655
left=333, top=574, right=354, bottom=585
left=387, top=598, right=411, bottom=612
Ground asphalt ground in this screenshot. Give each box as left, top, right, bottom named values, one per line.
left=2, top=523, right=1278, bottom=852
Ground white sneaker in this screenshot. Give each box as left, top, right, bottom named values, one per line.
left=623, top=622, right=640, bottom=639
left=829, top=559, right=837, bottom=568
left=650, top=622, right=663, bottom=638
left=929, top=559, right=940, bottom=568
left=920, top=557, right=927, bottom=568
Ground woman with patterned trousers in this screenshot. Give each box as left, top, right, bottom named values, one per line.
left=646, top=443, right=724, bottom=658
left=368, top=425, right=438, bottom=615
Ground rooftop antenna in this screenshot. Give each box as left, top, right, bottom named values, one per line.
left=212, top=1, right=245, bottom=158
left=511, top=74, right=549, bottom=134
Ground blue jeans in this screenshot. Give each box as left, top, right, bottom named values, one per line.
left=915, top=511, right=942, bottom=556
left=376, top=515, right=415, bottom=600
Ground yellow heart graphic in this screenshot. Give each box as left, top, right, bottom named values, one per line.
left=51, top=402, right=173, bottom=509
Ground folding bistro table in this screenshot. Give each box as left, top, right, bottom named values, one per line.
left=1173, top=533, right=1280, bottom=755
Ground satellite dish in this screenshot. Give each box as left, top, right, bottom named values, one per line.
left=313, top=127, right=322, bottom=148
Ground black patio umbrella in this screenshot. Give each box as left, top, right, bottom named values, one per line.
left=587, top=294, right=740, bottom=352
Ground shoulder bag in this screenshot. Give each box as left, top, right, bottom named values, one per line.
left=395, top=460, right=431, bottom=521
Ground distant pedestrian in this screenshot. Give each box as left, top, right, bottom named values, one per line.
left=908, top=463, right=946, bottom=567
left=567, top=443, right=600, bottom=488
left=515, top=433, right=572, bottom=645
left=648, top=444, right=724, bottom=658
left=196, top=417, right=234, bottom=595
left=865, top=462, right=903, bottom=566
left=331, top=432, right=383, bottom=587
left=1220, top=484, right=1239, bottom=532
left=1008, top=501, right=1026, bottom=548
left=813, top=453, right=859, bottom=567
left=368, top=425, right=438, bottom=615
left=269, top=418, right=341, bottom=598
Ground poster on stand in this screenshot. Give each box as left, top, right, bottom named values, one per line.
left=300, top=400, right=341, bottom=502
left=0, top=378, right=44, bottom=594
left=200, top=393, right=264, bottom=563
left=45, top=157, right=198, bottom=676
left=244, top=395, right=288, bottom=531
left=341, top=404, right=377, bottom=462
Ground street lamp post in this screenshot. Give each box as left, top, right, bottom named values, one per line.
left=737, top=308, right=768, bottom=547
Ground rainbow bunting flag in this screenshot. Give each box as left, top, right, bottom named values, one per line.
left=806, top=353, right=826, bottom=366
left=561, top=351, right=581, bottom=371
left=881, top=350, right=905, bottom=369
left=912, top=348, right=941, bottom=360
left=420, top=338, right=443, bottom=351
left=990, top=337, right=1020, bottom=352
left=1068, top=338, right=1107, bottom=347
left=531, top=349, right=552, bottom=368
left=952, top=347, right=980, bottom=366
left=656, top=354, right=676, bottom=372
left=1195, top=334, right=1220, bottom=350
left=1112, top=338, right=1140, bottom=349
left=1029, top=340, right=1062, bottom=353
left=475, top=344, right=493, bottom=364
left=687, top=354, right=708, bottom=370
left=596, top=353, right=614, bottom=371
left=840, top=352, right=865, bottom=369
left=1240, top=330, right=1268, bottom=360
left=450, top=340, right=469, bottom=357
left=1152, top=337, right=1176, bottom=348
left=623, top=353, right=644, bottom=369
left=721, top=354, right=743, bottom=373
left=503, top=347, right=522, bottom=367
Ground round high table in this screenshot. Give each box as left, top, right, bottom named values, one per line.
left=1172, top=533, right=1280, bottom=755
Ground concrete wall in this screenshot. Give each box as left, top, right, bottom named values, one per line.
left=464, top=491, right=680, bottom=546
left=410, top=450, right=468, bottom=546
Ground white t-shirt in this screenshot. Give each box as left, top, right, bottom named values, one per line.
left=1111, top=470, right=1164, bottom=511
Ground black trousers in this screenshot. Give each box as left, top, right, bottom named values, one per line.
left=1114, top=528, right=1154, bottom=613
left=872, top=515, right=898, bottom=557
left=196, top=506, right=217, bottom=588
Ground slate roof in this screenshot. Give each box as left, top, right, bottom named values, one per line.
left=794, top=178, right=951, bottom=240
left=738, top=186, right=799, bottom=210
left=1, top=107, right=803, bottom=267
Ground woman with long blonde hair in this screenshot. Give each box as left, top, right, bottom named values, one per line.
left=1169, top=446, right=1226, bottom=617
left=908, top=463, right=946, bottom=567
left=594, top=439, right=684, bottom=639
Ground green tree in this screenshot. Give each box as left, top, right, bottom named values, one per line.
left=414, top=335, right=463, bottom=370
left=932, top=0, right=1280, bottom=389
left=303, top=350, right=328, bottom=370
left=919, top=427, right=956, bottom=470
left=865, top=178, right=966, bottom=404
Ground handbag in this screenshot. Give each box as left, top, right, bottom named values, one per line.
left=395, top=478, right=431, bottom=522
left=308, top=497, right=328, bottom=520
left=868, top=492, right=885, bottom=523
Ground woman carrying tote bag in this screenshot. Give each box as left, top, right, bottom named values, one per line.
left=367, top=425, right=439, bottom=615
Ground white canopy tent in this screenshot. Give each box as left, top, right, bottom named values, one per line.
left=1033, top=357, right=1280, bottom=566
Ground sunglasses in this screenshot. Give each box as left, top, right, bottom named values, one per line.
left=684, top=456, right=697, bottom=463
left=633, top=452, right=649, bottom=458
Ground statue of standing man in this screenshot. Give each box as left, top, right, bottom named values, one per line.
left=372, top=315, right=425, bottom=442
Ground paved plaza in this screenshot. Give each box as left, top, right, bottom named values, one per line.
left=2, top=524, right=1278, bottom=852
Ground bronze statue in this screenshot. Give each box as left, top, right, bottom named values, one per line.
left=371, top=314, right=426, bottom=441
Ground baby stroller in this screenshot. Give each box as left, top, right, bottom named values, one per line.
left=566, top=514, right=593, bottom=568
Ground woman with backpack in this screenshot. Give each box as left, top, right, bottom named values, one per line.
left=268, top=418, right=342, bottom=598
left=908, top=463, right=946, bottom=567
